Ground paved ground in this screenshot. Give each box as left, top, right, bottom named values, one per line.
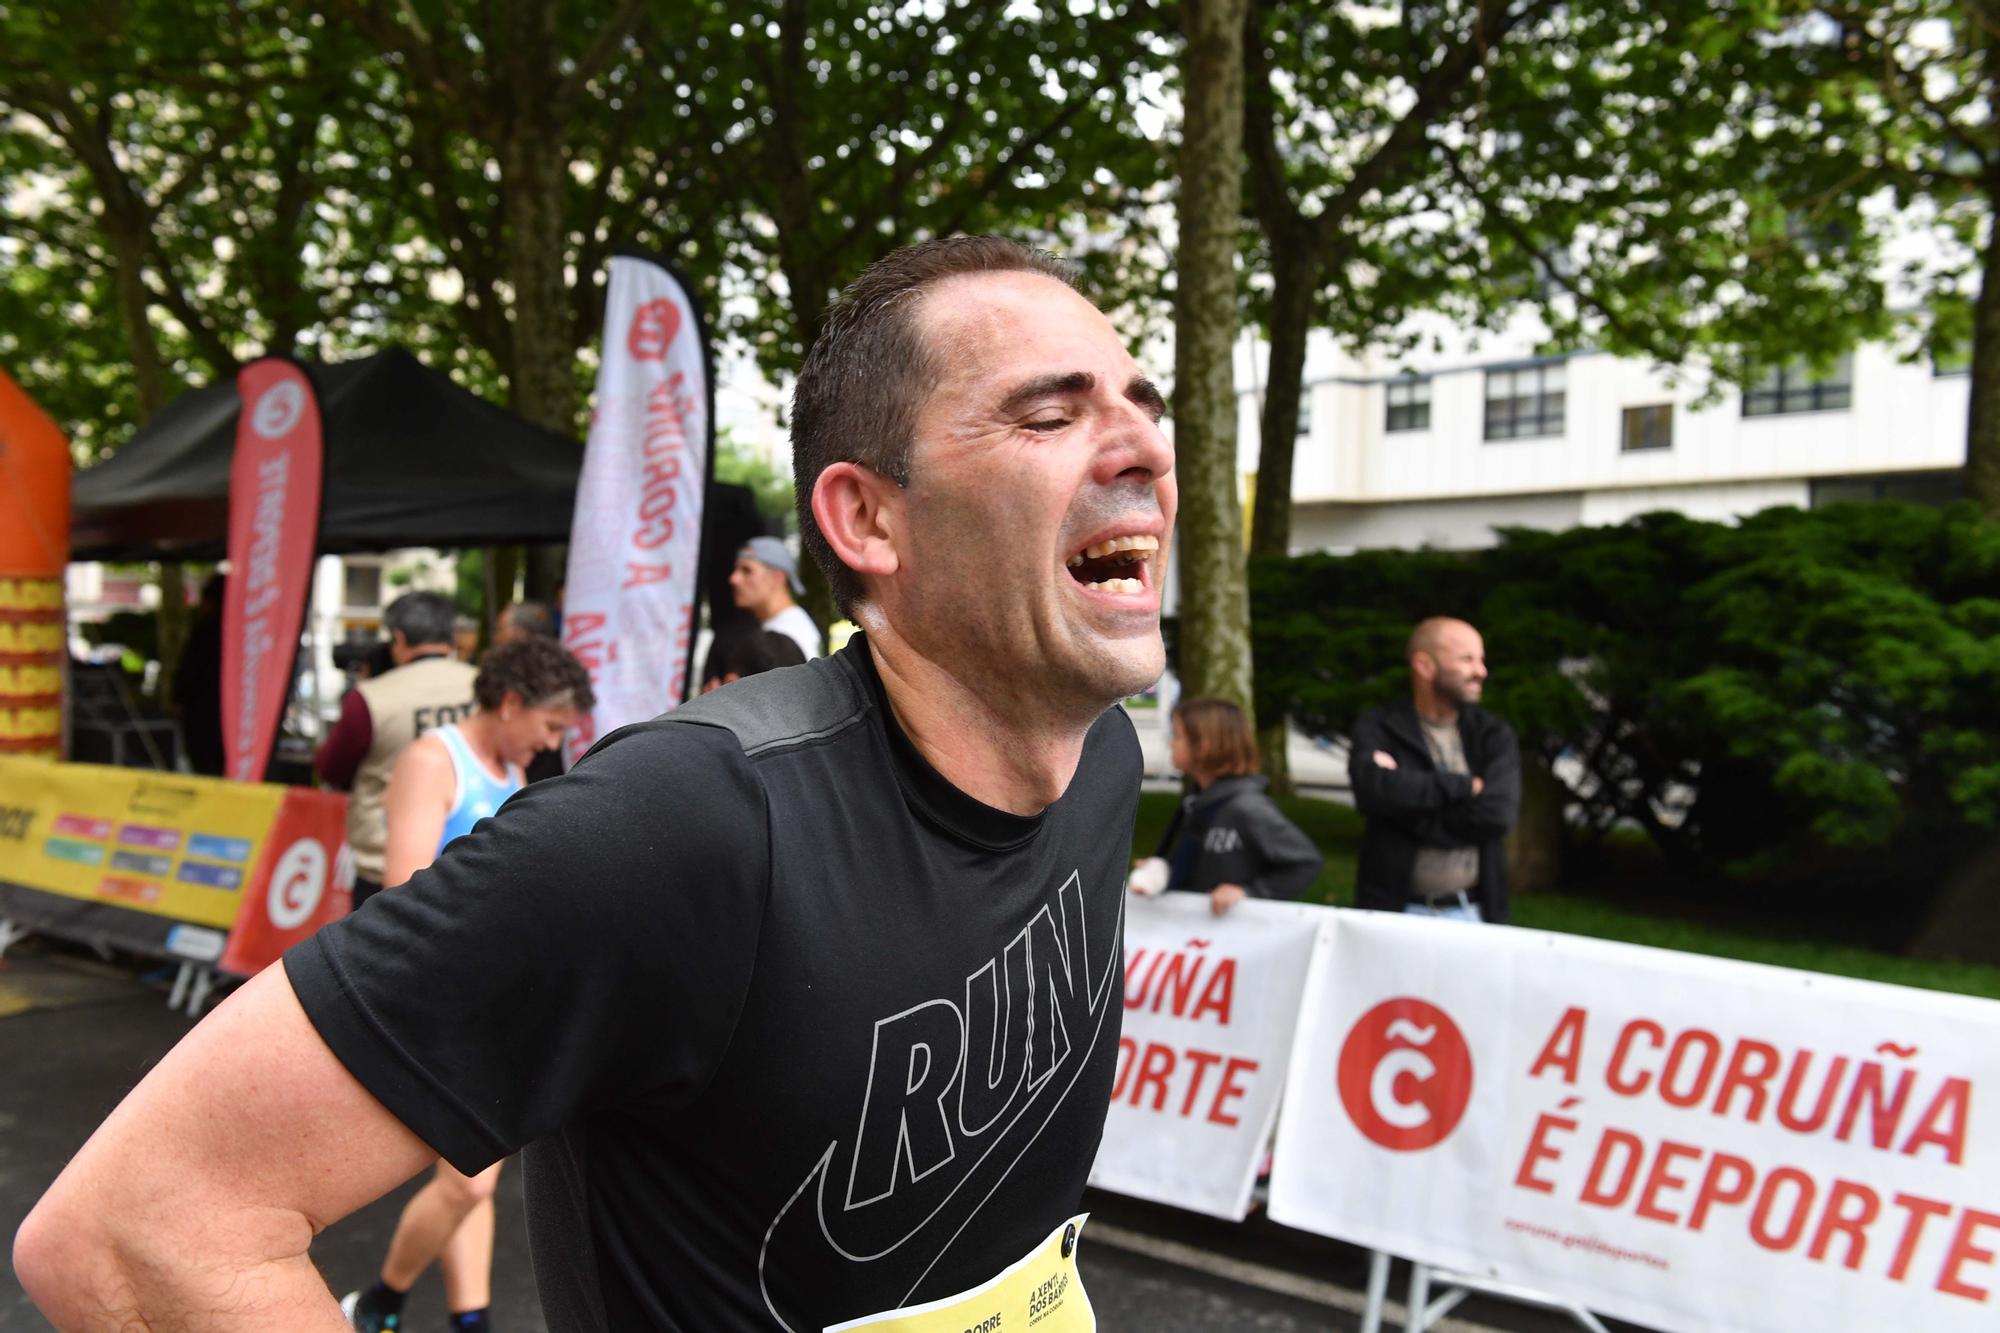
left=0, top=944, right=1627, bottom=1333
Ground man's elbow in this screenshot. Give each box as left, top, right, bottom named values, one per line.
left=14, top=1186, right=129, bottom=1327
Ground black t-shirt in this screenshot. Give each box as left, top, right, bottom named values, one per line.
left=286, top=636, right=1139, bottom=1330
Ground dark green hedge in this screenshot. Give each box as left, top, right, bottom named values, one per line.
left=1251, top=502, right=2000, bottom=880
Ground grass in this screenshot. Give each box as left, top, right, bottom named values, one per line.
left=1133, top=791, right=2000, bottom=1003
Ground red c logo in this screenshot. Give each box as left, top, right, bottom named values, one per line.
left=1337, top=997, right=1474, bottom=1151
left=627, top=299, right=683, bottom=361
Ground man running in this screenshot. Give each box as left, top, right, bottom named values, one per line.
left=17, top=236, right=1176, bottom=1332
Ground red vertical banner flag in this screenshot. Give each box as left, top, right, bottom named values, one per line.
left=221, top=359, right=324, bottom=783
left=562, top=252, right=713, bottom=767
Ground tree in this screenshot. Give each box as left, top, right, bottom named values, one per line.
left=1236, top=0, right=1898, bottom=781
left=675, top=0, right=1173, bottom=624
left=1, top=0, right=369, bottom=688
left=4, top=1, right=1179, bottom=625
left=1820, top=0, right=2000, bottom=515
left=0, top=1, right=362, bottom=444
left=1252, top=503, right=2000, bottom=912
left=715, top=430, right=796, bottom=533
left=1174, top=0, right=1256, bottom=715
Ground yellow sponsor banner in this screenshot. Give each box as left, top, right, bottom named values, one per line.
left=825, top=1215, right=1095, bottom=1333
left=0, top=706, right=61, bottom=742
left=0, top=577, right=64, bottom=612
left=0, top=664, right=61, bottom=695
left=0, top=620, right=64, bottom=654
left=0, top=757, right=288, bottom=930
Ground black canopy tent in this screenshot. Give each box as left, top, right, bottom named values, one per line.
left=70, top=348, right=583, bottom=561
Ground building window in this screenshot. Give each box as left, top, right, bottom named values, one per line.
left=1743, top=356, right=1853, bottom=416
left=1621, top=404, right=1673, bottom=453
left=1386, top=375, right=1432, bottom=432
left=1296, top=391, right=1312, bottom=437
left=1484, top=363, right=1565, bottom=440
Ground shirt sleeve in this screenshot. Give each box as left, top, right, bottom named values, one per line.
left=315, top=689, right=373, bottom=789
left=284, top=719, right=771, bottom=1173
left=1234, top=798, right=1324, bottom=901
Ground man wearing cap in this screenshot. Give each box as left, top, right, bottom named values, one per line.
left=730, top=535, right=823, bottom=659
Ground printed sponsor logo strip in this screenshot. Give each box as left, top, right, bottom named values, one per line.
left=42, top=837, right=105, bottom=867
left=52, top=813, right=112, bottom=840
left=109, top=850, right=173, bottom=877
left=186, top=833, right=252, bottom=864
left=117, top=823, right=180, bottom=852
left=176, top=860, right=244, bottom=891
left=96, top=875, right=161, bottom=906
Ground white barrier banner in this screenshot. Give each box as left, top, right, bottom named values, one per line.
left=1089, top=895, right=1325, bottom=1219
left=563, top=252, right=710, bottom=767
left=1270, top=911, right=2000, bottom=1333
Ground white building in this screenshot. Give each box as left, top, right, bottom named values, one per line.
left=1236, top=321, right=1971, bottom=554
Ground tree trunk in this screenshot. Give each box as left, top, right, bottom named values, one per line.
left=1249, top=244, right=1317, bottom=561
left=1172, top=0, right=1255, bottom=716
left=499, top=127, right=575, bottom=604
left=107, top=229, right=173, bottom=423
left=1504, top=753, right=1565, bottom=896
left=1246, top=243, right=1317, bottom=792
left=764, top=0, right=842, bottom=633
left=97, top=218, right=193, bottom=703
left=1966, top=178, right=2000, bottom=517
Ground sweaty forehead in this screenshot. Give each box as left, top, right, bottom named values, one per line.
left=917, top=271, right=1117, bottom=375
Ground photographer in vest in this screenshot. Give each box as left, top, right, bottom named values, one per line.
left=315, top=591, right=477, bottom=908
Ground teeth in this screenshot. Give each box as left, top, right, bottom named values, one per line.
left=1068, top=533, right=1161, bottom=567
left=1083, top=577, right=1144, bottom=595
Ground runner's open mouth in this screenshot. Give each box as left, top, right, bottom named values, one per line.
left=1065, top=534, right=1158, bottom=593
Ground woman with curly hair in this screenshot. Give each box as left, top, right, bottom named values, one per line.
left=341, top=636, right=593, bottom=1333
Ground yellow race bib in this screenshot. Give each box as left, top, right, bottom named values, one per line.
left=825, top=1214, right=1094, bottom=1333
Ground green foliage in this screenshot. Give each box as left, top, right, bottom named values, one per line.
left=713, top=430, right=795, bottom=534
left=1252, top=504, right=2000, bottom=879
left=1242, top=0, right=1894, bottom=381
left=2, top=0, right=1174, bottom=466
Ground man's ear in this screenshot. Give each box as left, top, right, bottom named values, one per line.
left=811, top=462, right=902, bottom=588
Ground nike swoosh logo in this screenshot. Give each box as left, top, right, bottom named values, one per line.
left=756, top=883, right=1123, bottom=1331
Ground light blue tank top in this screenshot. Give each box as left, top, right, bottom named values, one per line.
left=432, top=723, right=524, bottom=854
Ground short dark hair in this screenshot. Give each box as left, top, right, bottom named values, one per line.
left=504, top=601, right=555, bottom=638
left=1173, top=697, right=1259, bottom=779
left=474, top=637, right=597, bottom=713
left=383, top=591, right=456, bottom=649
left=717, top=629, right=808, bottom=681
left=791, top=235, right=1080, bottom=616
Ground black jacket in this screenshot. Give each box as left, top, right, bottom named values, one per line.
left=1348, top=699, right=1521, bottom=922
left=1153, top=774, right=1324, bottom=901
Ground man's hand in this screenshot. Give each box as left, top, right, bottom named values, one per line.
left=1209, top=883, right=1247, bottom=916
left=1371, top=750, right=1399, bottom=770
left=1472, top=776, right=1485, bottom=796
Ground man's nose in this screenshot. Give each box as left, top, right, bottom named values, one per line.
left=1093, top=401, right=1175, bottom=486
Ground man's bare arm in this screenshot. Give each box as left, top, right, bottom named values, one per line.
left=13, top=965, right=441, bottom=1330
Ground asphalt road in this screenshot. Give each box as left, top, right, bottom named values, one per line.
left=0, top=944, right=1627, bottom=1333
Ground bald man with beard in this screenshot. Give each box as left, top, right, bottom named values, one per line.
left=1348, top=616, right=1521, bottom=923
